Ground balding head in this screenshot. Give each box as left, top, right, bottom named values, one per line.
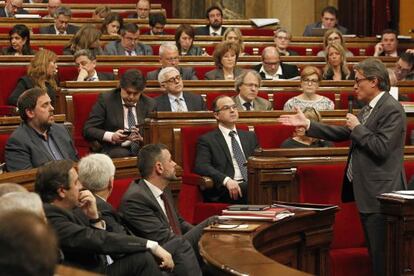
left=261, top=47, right=281, bottom=75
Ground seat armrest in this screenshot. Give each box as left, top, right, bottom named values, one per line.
left=182, top=173, right=214, bottom=190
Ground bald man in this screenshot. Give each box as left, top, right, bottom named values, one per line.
left=0, top=0, right=28, bottom=17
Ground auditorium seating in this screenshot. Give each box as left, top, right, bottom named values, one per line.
left=254, top=124, right=296, bottom=148
left=0, top=66, right=27, bottom=114
left=297, top=164, right=372, bottom=276
left=0, top=133, right=11, bottom=164
left=108, top=177, right=134, bottom=210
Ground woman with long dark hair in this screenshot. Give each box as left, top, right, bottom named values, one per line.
left=1, top=24, right=35, bottom=55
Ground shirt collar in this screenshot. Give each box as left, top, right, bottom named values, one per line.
left=368, top=91, right=385, bottom=109
left=54, top=25, right=66, bottom=35
left=89, top=71, right=98, bottom=81
left=144, top=179, right=164, bottom=199
left=237, top=95, right=252, bottom=108
left=168, top=92, right=184, bottom=102
left=121, top=98, right=137, bottom=108
left=259, top=64, right=282, bottom=78
left=209, top=26, right=222, bottom=35
left=218, top=124, right=237, bottom=137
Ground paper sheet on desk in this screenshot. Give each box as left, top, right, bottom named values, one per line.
left=381, top=192, right=414, bottom=200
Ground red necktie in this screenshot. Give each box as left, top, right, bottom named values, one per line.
left=160, top=193, right=182, bottom=235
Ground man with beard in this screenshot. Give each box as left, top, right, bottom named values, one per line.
left=195, top=5, right=227, bottom=36
left=5, top=88, right=78, bottom=172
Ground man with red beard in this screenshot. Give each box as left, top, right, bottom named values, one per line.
left=195, top=5, right=227, bottom=36
left=5, top=88, right=78, bottom=171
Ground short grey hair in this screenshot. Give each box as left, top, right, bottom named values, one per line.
left=0, top=183, right=27, bottom=197
left=234, top=70, right=261, bottom=93
left=0, top=192, right=44, bottom=218
left=158, top=66, right=179, bottom=84
left=78, top=153, right=115, bottom=193
left=354, top=58, right=390, bottom=92
left=274, top=28, right=292, bottom=40
left=54, top=6, right=72, bottom=18
left=159, top=42, right=178, bottom=57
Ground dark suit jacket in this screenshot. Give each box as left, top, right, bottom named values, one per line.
left=307, top=92, right=406, bottom=213
left=5, top=123, right=78, bottom=171
left=83, top=88, right=156, bottom=153
left=8, top=76, right=57, bottom=106
left=194, top=25, right=227, bottom=36
left=104, top=40, right=153, bottom=56
left=44, top=203, right=148, bottom=273
left=204, top=67, right=244, bottom=80
left=194, top=128, right=259, bottom=202
left=95, top=196, right=130, bottom=235
left=39, top=24, right=80, bottom=35
left=252, top=63, right=299, bottom=80
left=0, top=8, right=28, bottom=17
left=232, top=95, right=273, bottom=111
left=303, top=22, right=348, bottom=36
left=119, top=179, right=193, bottom=245
left=155, top=92, right=206, bottom=111
left=180, top=45, right=204, bottom=56
left=146, top=67, right=198, bottom=81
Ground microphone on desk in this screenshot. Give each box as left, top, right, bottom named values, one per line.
left=348, top=95, right=354, bottom=114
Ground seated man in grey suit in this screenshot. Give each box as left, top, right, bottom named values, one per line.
left=146, top=42, right=198, bottom=80
left=5, top=88, right=78, bottom=172
left=39, top=6, right=79, bottom=35
left=35, top=160, right=172, bottom=275
left=74, top=49, right=115, bottom=81
left=252, top=46, right=299, bottom=80
left=104, top=23, right=153, bottom=56
left=120, top=144, right=216, bottom=273
left=195, top=5, right=227, bottom=36
left=0, top=0, right=28, bottom=17
left=155, top=67, right=206, bottom=112
left=303, top=6, right=347, bottom=36
left=83, top=69, right=155, bottom=158
left=78, top=153, right=202, bottom=276
left=233, top=70, right=273, bottom=111
left=194, top=95, right=260, bottom=203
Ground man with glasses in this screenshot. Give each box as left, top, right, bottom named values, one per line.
left=278, top=58, right=406, bottom=276
left=43, top=0, right=61, bottom=19
left=252, top=46, right=299, bottom=80
left=40, top=6, right=79, bottom=35
left=394, top=52, right=414, bottom=81
left=233, top=70, right=272, bottom=111
left=84, top=69, right=155, bottom=158
left=194, top=95, right=259, bottom=203
left=273, top=28, right=298, bottom=56
left=147, top=42, right=198, bottom=80
left=155, top=67, right=205, bottom=111
left=104, top=23, right=153, bottom=56
left=0, top=0, right=28, bottom=17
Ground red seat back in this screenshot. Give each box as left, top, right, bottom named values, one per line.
left=254, top=124, right=295, bottom=148
left=108, top=177, right=134, bottom=210
left=0, top=133, right=11, bottom=163
left=0, top=66, right=27, bottom=106
left=205, top=92, right=235, bottom=111
left=406, top=121, right=414, bottom=145
left=273, top=91, right=301, bottom=110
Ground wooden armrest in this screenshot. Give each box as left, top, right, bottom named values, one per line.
left=182, top=173, right=214, bottom=190
left=198, top=176, right=214, bottom=190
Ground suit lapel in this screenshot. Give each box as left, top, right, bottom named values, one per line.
left=49, top=125, right=70, bottom=159
left=161, top=94, right=172, bottom=111
left=139, top=180, right=170, bottom=225
left=214, top=129, right=233, bottom=164
left=182, top=92, right=192, bottom=111
left=23, top=124, right=54, bottom=161
left=238, top=130, right=251, bottom=159
left=364, top=93, right=389, bottom=128
left=114, top=93, right=125, bottom=128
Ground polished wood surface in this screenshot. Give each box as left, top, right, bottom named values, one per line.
left=200, top=203, right=337, bottom=275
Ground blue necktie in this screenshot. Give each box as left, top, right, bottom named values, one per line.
left=229, top=131, right=247, bottom=181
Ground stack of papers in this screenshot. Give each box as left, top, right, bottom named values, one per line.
left=219, top=205, right=294, bottom=221
left=382, top=190, right=414, bottom=200
left=400, top=102, right=414, bottom=113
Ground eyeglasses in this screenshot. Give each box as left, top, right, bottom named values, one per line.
left=263, top=61, right=280, bottom=66
left=354, top=77, right=371, bottom=86
left=163, top=75, right=181, bottom=84
left=215, top=104, right=237, bottom=112
left=242, top=83, right=260, bottom=89
left=275, top=36, right=289, bottom=41
left=302, top=79, right=319, bottom=85
left=165, top=56, right=179, bottom=62
left=395, top=64, right=412, bottom=74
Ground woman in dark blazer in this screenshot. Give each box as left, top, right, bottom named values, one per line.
left=1, top=24, right=35, bottom=55
left=8, top=49, right=58, bottom=106
left=322, top=43, right=354, bottom=81
left=204, top=41, right=244, bottom=80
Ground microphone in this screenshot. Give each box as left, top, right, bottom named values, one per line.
left=348, top=95, right=354, bottom=114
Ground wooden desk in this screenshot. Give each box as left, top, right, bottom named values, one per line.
left=377, top=194, right=414, bottom=275
left=200, top=203, right=337, bottom=276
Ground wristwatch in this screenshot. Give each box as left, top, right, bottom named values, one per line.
left=89, top=213, right=103, bottom=224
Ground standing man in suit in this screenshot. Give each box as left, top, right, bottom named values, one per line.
left=35, top=160, right=173, bottom=275
left=104, top=23, right=153, bottom=56
left=146, top=42, right=198, bottom=80
left=120, top=144, right=216, bottom=274
left=374, top=29, right=399, bottom=57
left=303, top=6, right=347, bottom=36
left=279, top=58, right=406, bottom=276
left=194, top=95, right=260, bottom=203
left=74, top=49, right=115, bottom=81
left=78, top=153, right=202, bottom=276
left=155, top=67, right=206, bottom=112
left=195, top=5, right=227, bottom=36
left=252, top=46, right=299, bottom=80
left=233, top=70, right=272, bottom=111
left=5, top=88, right=78, bottom=172
left=83, top=69, right=155, bottom=158
left=0, top=0, right=27, bottom=17
left=39, top=7, right=79, bottom=35
left=129, top=0, right=150, bottom=19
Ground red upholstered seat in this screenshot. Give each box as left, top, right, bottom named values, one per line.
left=72, top=93, right=100, bottom=157
left=205, top=91, right=269, bottom=111
left=0, top=65, right=26, bottom=115
left=297, top=164, right=372, bottom=276
left=288, top=46, right=323, bottom=56
left=58, top=66, right=79, bottom=82
left=108, top=177, right=134, bottom=210
left=118, top=66, right=159, bottom=78
left=0, top=133, right=11, bottom=164
left=40, top=45, right=65, bottom=55
left=178, top=126, right=229, bottom=224
left=273, top=91, right=301, bottom=110
left=404, top=161, right=414, bottom=183
left=197, top=65, right=216, bottom=80
left=254, top=124, right=295, bottom=148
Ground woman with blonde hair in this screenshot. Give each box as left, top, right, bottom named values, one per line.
left=9, top=49, right=58, bottom=106
left=63, top=24, right=103, bottom=56
left=322, top=43, right=354, bottom=80
left=283, top=66, right=334, bottom=111
left=317, top=28, right=353, bottom=57
left=204, top=41, right=244, bottom=80
left=222, top=27, right=246, bottom=56
left=280, top=107, right=333, bottom=148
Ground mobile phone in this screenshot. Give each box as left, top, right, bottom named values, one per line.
left=122, top=130, right=132, bottom=136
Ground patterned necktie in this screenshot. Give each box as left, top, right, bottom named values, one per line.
left=160, top=193, right=182, bottom=235
left=229, top=131, right=247, bottom=181
left=243, top=102, right=252, bottom=111
left=87, top=76, right=97, bottom=81
left=346, top=105, right=372, bottom=182
left=212, top=32, right=218, bottom=36
left=175, top=98, right=185, bottom=112
left=127, top=106, right=140, bottom=155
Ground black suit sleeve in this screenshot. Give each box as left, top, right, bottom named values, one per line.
left=8, top=77, right=29, bottom=106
